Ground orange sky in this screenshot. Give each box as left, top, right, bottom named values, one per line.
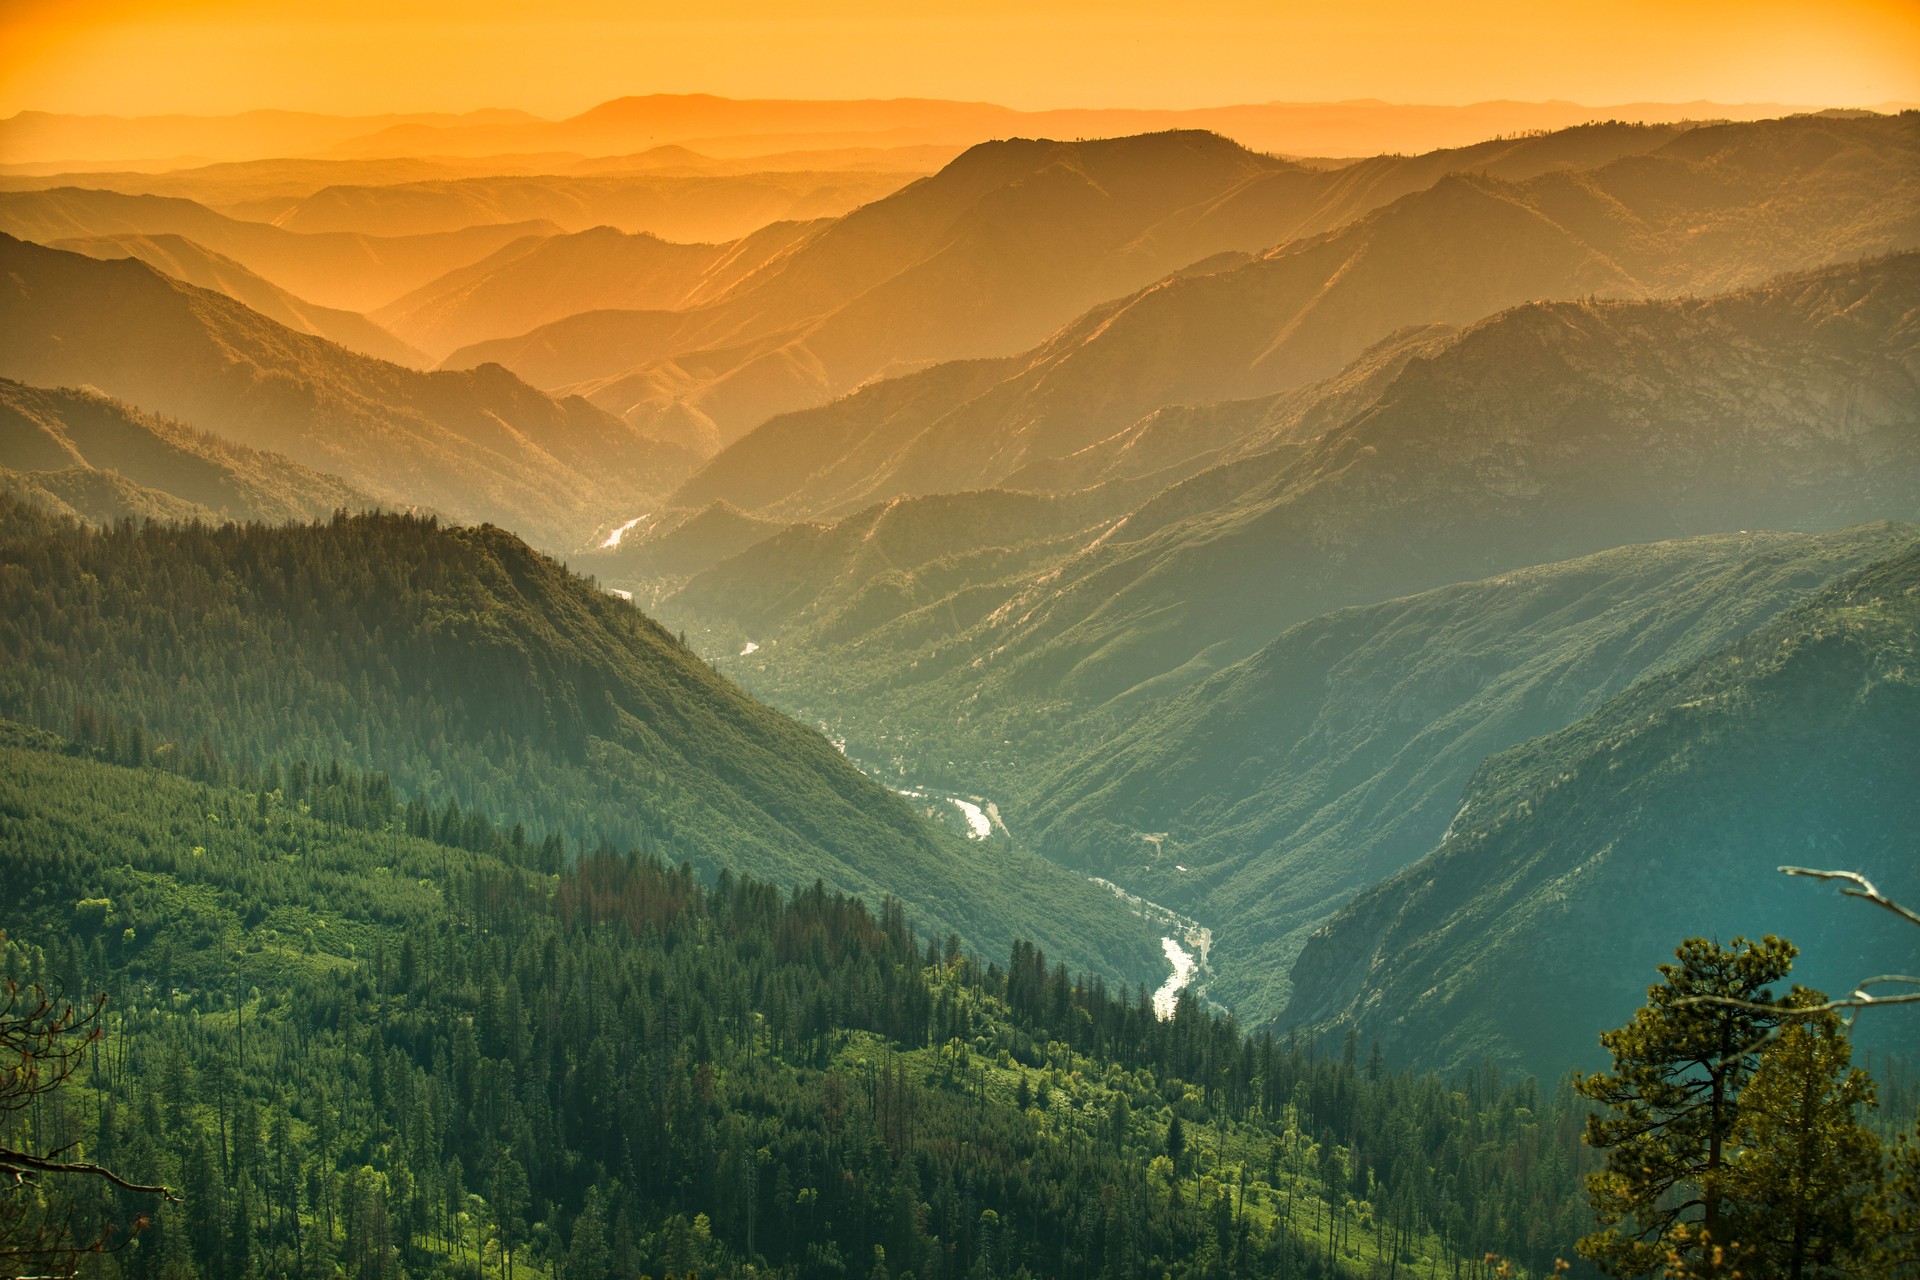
left=3, top=0, right=1916, bottom=118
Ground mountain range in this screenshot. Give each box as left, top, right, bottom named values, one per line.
left=0, top=234, right=695, bottom=547
left=656, top=252, right=1920, bottom=1048
left=672, top=251, right=1920, bottom=708
left=0, top=187, right=562, bottom=310
left=374, top=219, right=823, bottom=359
left=49, top=231, right=426, bottom=363
left=668, top=113, right=1920, bottom=519
left=2, top=95, right=1865, bottom=166
left=447, top=120, right=1738, bottom=453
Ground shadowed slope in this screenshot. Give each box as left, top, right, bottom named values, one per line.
left=1284, top=540, right=1920, bottom=1077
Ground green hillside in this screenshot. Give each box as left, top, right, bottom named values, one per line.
left=1015, top=524, right=1920, bottom=1022
left=0, top=725, right=1592, bottom=1279
left=0, top=501, right=1157, bottom=985
left=1285, top=541, right=1920, bottom=1078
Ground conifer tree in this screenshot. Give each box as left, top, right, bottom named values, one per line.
left=1873, top=1117, right=1920, bottom=1277
left=1719, top=994, right=1879, bottom=1280
left=1574, top=934, right=1795, bottom=1276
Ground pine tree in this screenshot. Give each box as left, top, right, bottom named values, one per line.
left=1574, top=934, right=1795, bottom=1276
left=1872, top=1116, right=1920, bottom=1277
left=1719, top=995, right=1879, bottom=1279
left=565, top=1185, right=611, bottom=1280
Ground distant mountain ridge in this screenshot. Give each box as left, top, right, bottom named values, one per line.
left=444, top=131, right=1294, bottom=450
left=0, top=234, right=695, bottom=548
left=257, top=169, right=921, bottom=240
left=49, top=231, right=427, bottom=364
left=450, top=120, right=1733, bottom=453
left=374, top=219, right=821, bottom=360
left=0, top=187, right=562, bottom=310
left=0, top=377, right=373, bottom=525
left=671, top=113, right=1920, bottom=520
left=2, top=95, right=1859, bottom=165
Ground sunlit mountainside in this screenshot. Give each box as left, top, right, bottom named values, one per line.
left=2, top=61, right=1918, bottom=1279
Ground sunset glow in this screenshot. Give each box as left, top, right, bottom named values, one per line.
left=5, top=0, right=1917, bottom=119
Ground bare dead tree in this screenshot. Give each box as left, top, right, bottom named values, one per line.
left=1, top=961, right=175, bottom=1280
left=1677, top=865, right=1920, bottom=1025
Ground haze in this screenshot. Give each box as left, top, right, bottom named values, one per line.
left=5, top=0, right=1917, bottom=119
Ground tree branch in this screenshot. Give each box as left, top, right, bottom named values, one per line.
left=1779, top=865, right=1920, bottom=929
left=0, top=1151, right=180, bottom=1201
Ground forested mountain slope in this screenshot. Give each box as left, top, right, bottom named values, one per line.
left=1013, top=524, right=1920, bottom=1021
left=1284, top=541, right=1920, bottom=1079
left=673, top=254, right=1920, bottom=760
left=0, top=502, right=1156, bottom=984
left=0, top=722, right=1592, bottom=1279
left=0, top=235, right=695, bottom=548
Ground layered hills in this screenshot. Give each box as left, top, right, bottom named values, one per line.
left=444, top=131, right=1295, bottom=449
left=673, top=113, right=1920, bottom=520
left=673, top=252, right=1920, bottom=723
left=658, top=255, right=1920, bottom=1017
left=0, top=377, right=371, bottom=524
left=253, top=169, right=921, bottom=239
left=0, top=187, right=561, bottom=310
left=374, top=219, right=820, bottom=359
left=1284, top=540, right=1920, bottom=1078
left=50, top=231, right=425, bottom=364
left=0, top=235, right=695, bottom=548
left=450, top=120, right=1731, bottom=454
left=5, top=94, right=1835, bottom=167
left=0, top=502, right=1159, bottom=984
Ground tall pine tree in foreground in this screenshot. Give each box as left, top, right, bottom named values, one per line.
left=1574, top=935, right=1795, bottom=1276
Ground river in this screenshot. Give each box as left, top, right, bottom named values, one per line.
left=600, top=514, right=649, bottom=549
left=821, top=723, right=1215, bottom=1019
